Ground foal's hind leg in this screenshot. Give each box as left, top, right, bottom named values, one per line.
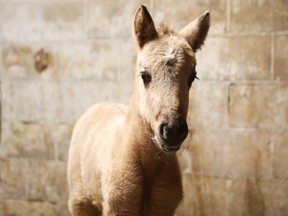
left=68, top=198, right=102, bottom=216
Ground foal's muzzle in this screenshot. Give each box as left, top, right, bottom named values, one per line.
left=159, top=118, right=188, bottom=152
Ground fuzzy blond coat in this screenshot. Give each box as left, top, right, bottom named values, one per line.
left=67, top=5, right=210, bottom=216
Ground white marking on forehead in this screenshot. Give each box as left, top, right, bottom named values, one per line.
left=165, top=48, right=176, bottom=60
left=164, top=48, right=178, bottom=66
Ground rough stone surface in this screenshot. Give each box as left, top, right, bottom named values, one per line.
left=0, top=122, right=55, bottom=160
left=1, top=79, right=132, bottom=123
left=53, top=124, right=74, bottom=161
left=0, top=202, right=2, bottom=215
left=196, top=36, right=271, bottom=81
left=273, top=0, right=288, bottom=31
left=154, top=0, right=227, bottom=35
left=224, top=131, right=273, bottom=179
left=0, top=159, right=28, bottom=199
left=1, top=40, right=137, bottom=82
left=275, top=35, right=288, bottom=80
left=1, top=199, right=69, bottom=216
left=188, top=82, right=228, bottom=129
left=272, top=180, right=288, bottom=215
left=179, top=130, right=273, bottom=179
left=87, top=0, right=151, bottom=39
left=0, top=0, right=288, bottom=215
left=229, top=84, right=288, bottom=129
left=0, top=159, right=68, bottom=202
left=177, top=175, right=287, bottom=216
left=226, top=179, right=273, bottom=216
left=0, top=2, right=85, bottom=41
left=176, top=174, right=228, bottom=216
left=273, top=132, right=288, bottom=179
left=230, top=0, right=273, bottom=33
left=26, top=160, right=68, bottom=203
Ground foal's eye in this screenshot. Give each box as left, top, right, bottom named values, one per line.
left=140, top=72, right=151, bottom=85
left=188, top=72, right=199, bottom=88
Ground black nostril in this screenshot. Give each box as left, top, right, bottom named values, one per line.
left=160, top=123, right=169, bottom=140
left=179, top=120, right=188, bottom=141
left=159, top=120, right=188, bottom=143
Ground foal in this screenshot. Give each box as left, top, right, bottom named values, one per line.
left=67, top=5, right=210, bottom=216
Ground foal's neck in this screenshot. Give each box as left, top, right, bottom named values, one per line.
left=125, top=103, right=176, bottom=180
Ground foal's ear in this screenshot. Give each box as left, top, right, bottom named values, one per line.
left=180, top=11, right=210, bottom=52
left=134, top=5, right=158, bottom=48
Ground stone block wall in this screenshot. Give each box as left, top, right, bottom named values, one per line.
left=0, top=0, right=287, bottom=215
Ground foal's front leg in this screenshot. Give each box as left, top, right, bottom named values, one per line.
left=102, top=171, right=143, bottom=216
left=102, top=187, right=143, bottom=216
left=146, top=164, right=183, bottom=216
left=146, top=189, right=182, bottom=216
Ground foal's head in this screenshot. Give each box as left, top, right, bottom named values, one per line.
left=133, top=5, right=210, bottom=152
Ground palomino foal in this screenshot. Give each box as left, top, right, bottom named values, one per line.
left=67, top=5, right=210, bottom=216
